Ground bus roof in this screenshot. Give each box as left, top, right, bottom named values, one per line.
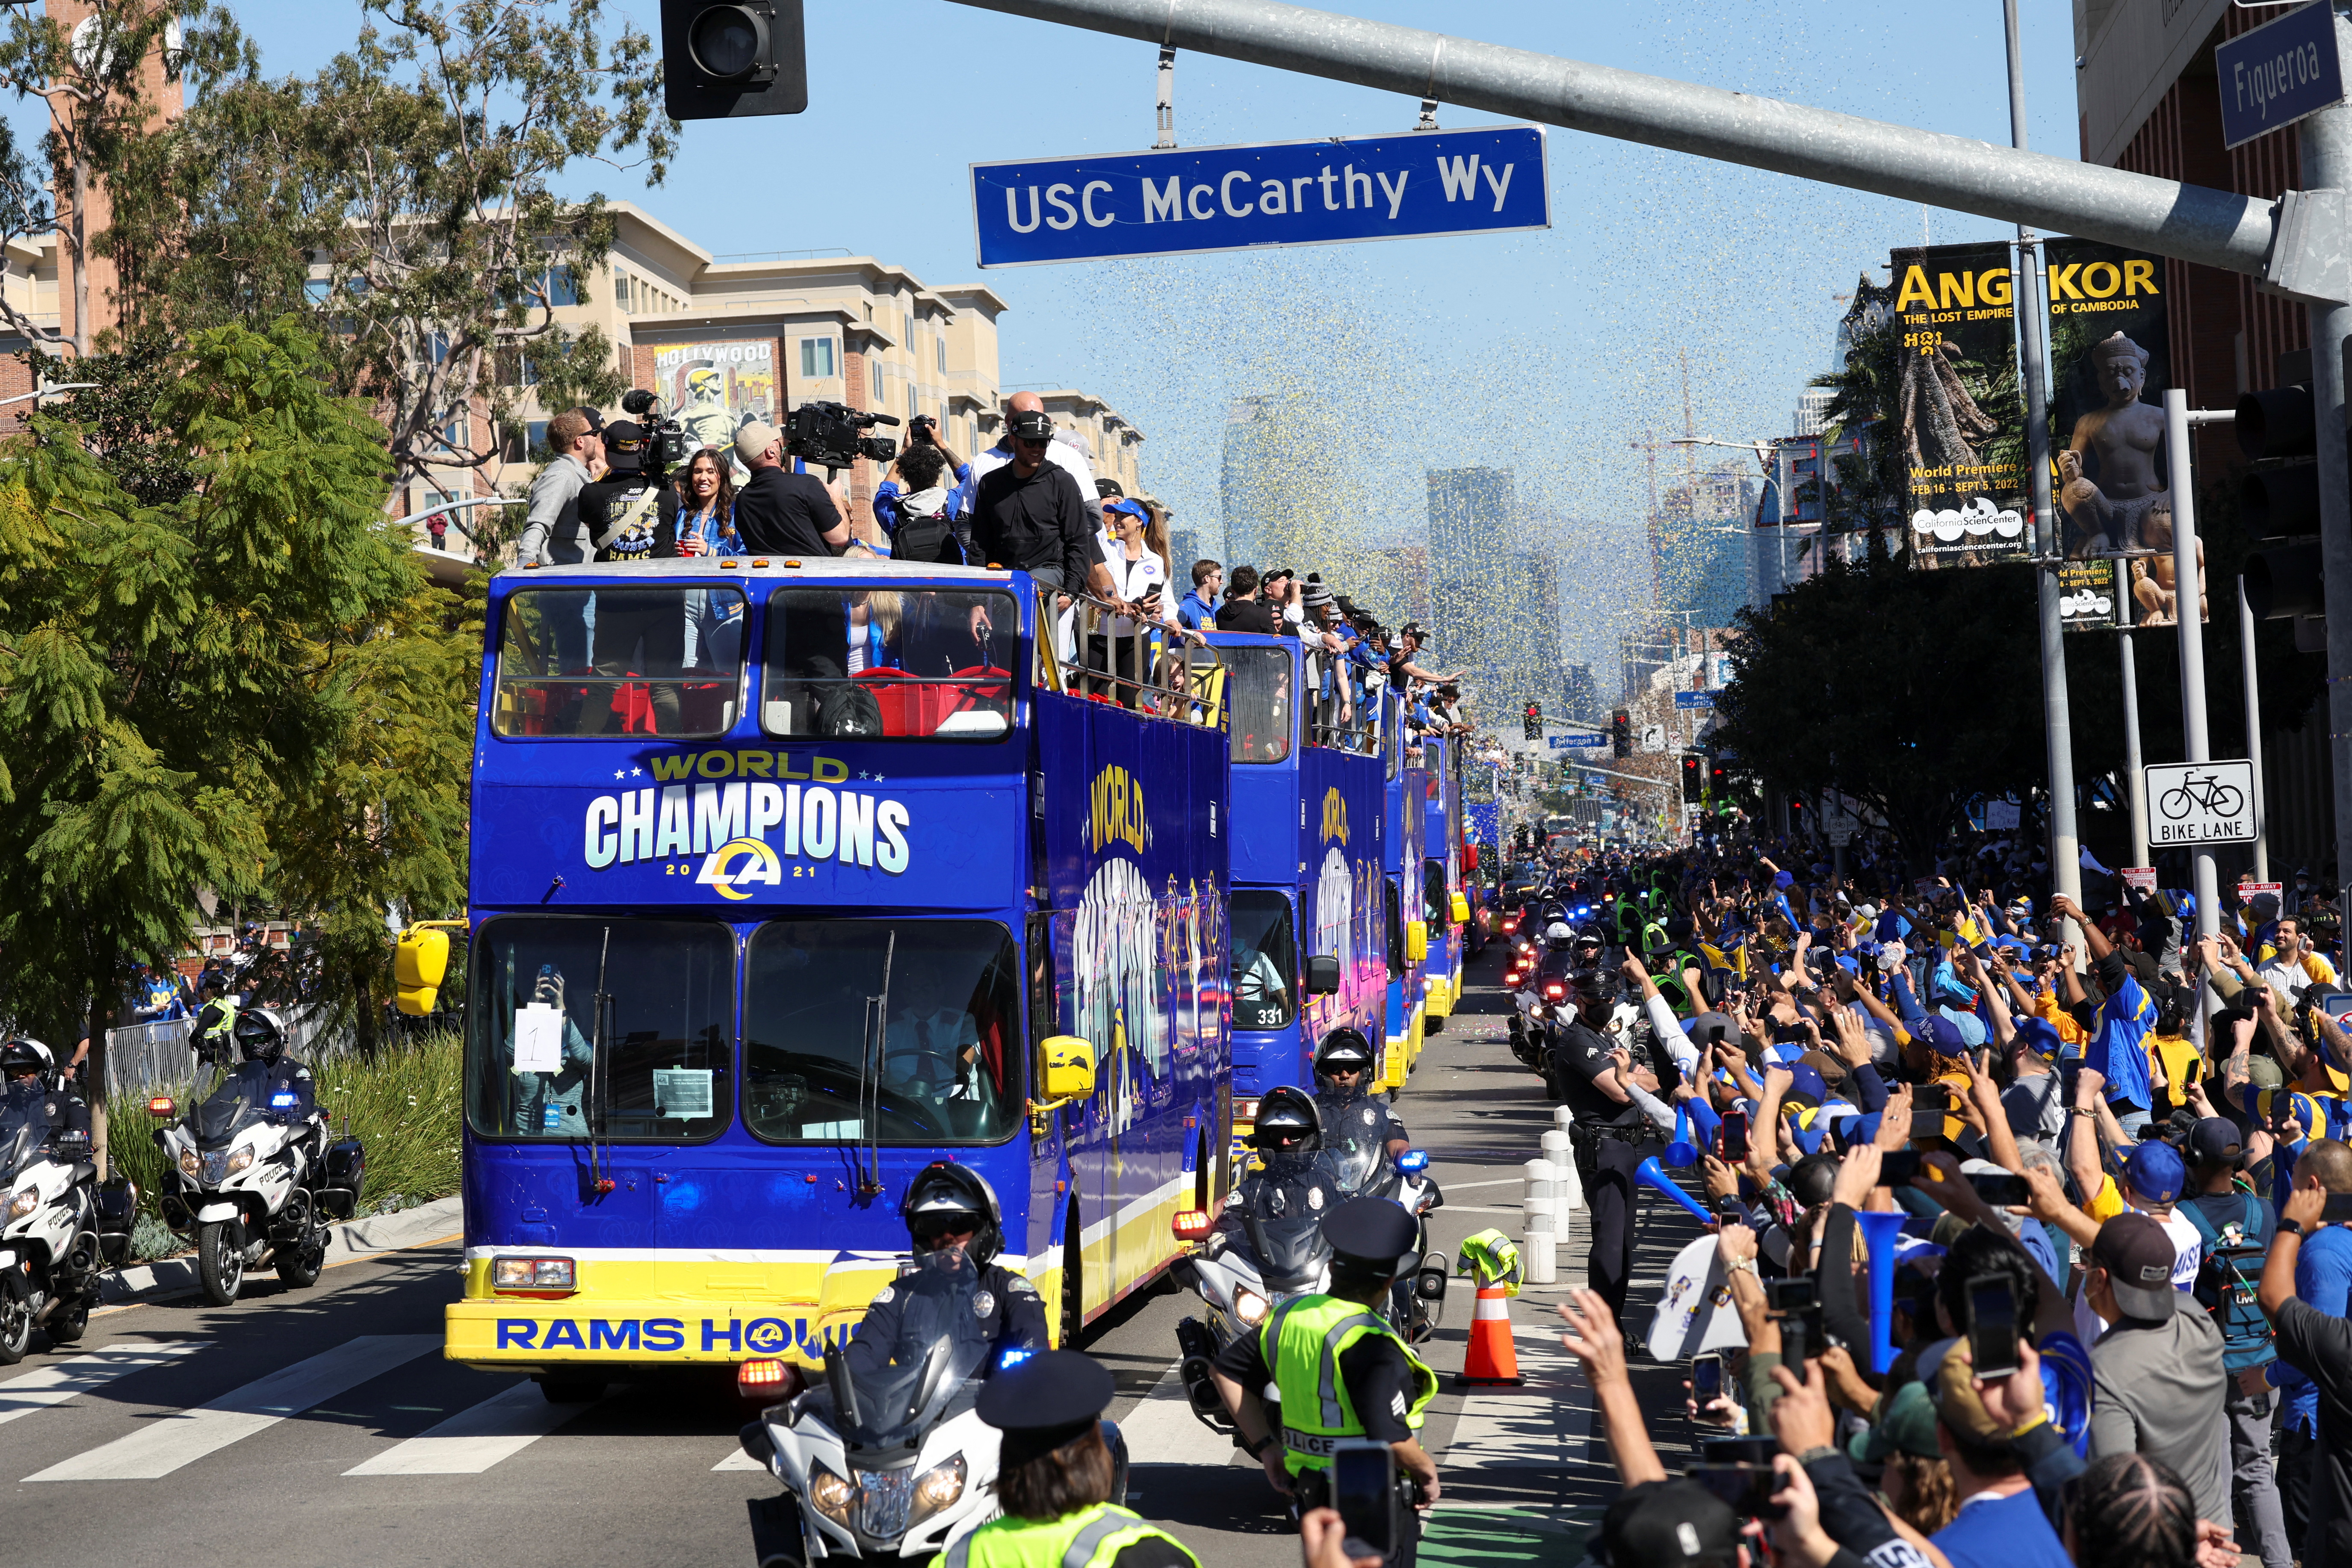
left=503, top=558, right=1019, bottom=588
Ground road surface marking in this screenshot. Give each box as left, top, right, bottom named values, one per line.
left=344, top=1378, right=600, bottom=1475
left=1119, top=1361, right=1243, bottom=1470
left=23, top=1334, right=438, bottom=1481
left=0, top=1341, right=199, bottom=1427
left=713, top=1444, right=768, bottom=1471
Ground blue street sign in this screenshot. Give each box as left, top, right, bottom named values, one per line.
left=970, top=125, right=1550, bottom=268
left=1673, top=690, right=1717, bottom=709
left=2217, top=2, right=2345, bottom=151
left=1548, top=734, right=1606, bottom=749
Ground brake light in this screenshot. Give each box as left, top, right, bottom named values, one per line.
left=1544, top=983, right=1566, bottom=1001
left=1232, top=1098, right=1259, bottom=1123
left=1173, top=1209, right=1214, bottom=1241
left=738, top=1358, right=792, bottom=1397
left=148, top=1096, right=175, bottom=1117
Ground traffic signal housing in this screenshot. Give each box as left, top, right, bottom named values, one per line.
left=1611, top=709, right=1631, bottom=759
left=2238, top=381, right=2328, bottom=621
left=1523, top=702, right=1542, bottom=740
left=1708, top=759, right=1728, bottom=796
left=1679, top=756, right=1702, bottom=802
left=662, top=0, right=808, bottom=121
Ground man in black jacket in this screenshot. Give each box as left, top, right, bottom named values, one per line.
left=732, top=421, right=851, bottom=557
left=968, top=409, right=1106, bottom=596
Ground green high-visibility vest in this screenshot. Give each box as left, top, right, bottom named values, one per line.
left=943, top=1503, right=1198, bottom=1568
left=1259, top=1295, right=1437, bottom=1475
left=194, top=996, right=239, bottom=1054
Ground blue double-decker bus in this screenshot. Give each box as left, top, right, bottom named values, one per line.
left=1208, top=631, right=1387, bottom=1139
left=421, top=558, right=1231, bottom=1391
left=1379, top=715, right=1429, bottom=1090
left=1416, top=736, right=1470, bottom=1036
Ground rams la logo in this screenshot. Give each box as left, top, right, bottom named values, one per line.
left=695, top=836, right=783, bottom=901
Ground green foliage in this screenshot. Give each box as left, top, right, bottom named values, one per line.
left=1711, top=552, right=2046, bottom=869
left=0, top=319, right=472, bottom=1119
left=102, top=1030, right=462, bottom=1252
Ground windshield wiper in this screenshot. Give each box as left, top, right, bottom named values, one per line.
left=855, top=930, right=895, bottom=1198
left=588, top=924, right=614, bottom=1196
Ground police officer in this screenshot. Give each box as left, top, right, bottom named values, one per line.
left=190, top=972, right=239, bottom=1064
left=848, top=1161, right=1046, bottom=1378
left=1, top=1037, right=89, bottom=1141
left=1309, top=1030, right=1408, bottom=1160
left=1210, top=1198, right=1440, bottom=1568
left=948, top=1350, right=1197, bottom=1568
left=1548, top=968, right=1651, bottom=1321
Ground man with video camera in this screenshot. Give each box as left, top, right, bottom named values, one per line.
left=732, top=421, right=851, bottom=557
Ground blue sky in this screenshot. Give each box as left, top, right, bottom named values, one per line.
left=12, top=0, right=2083, bottom=662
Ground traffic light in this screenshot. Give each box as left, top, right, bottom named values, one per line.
left=1611, top=709, right=1631, bottom=759
left=1709, top=759, right=1729, bottom=796
left=2238, top=381, right=2328, bottom=620
left=1522, top=702, right=1542, bottom=740
left=662, top=0, right=808, bottom=121
left=1679, top=756, right=1702, bottom=802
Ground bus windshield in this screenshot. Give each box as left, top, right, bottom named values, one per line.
left=467, top=917, right=737, bottom=1142
left=1231, top=890, right=1297, bottom=1028
left=1224, top=646, right=1293, bottom=763
left=495, top=587, right=745, bottom=738
left=762, top=588, right=1018, bottom=739
left=742, top=920, right=1023, bottom=1144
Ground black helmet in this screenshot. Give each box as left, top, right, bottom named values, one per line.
left=1250, top=1086, right=1321, bottom=1154
left=233, top=1007, right=287, bottom=1063
left=899, top=1160, right=1005, bottom=1267
left=0, top=1036, right=51, bottom=1080
left=1312, top=1030, right=1376, bottom=1094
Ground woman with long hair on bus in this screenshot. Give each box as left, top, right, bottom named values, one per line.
left=675, top=446, right=744, bottom=669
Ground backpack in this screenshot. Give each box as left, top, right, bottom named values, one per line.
left=2181, top=1192, right=2276, bottom=1367
left=816, top=680, right=884, bottom=738
left=891, top=486, right=960, bottom=565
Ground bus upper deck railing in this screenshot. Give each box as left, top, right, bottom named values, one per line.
left=1037, top=583, right=1227, bottom=734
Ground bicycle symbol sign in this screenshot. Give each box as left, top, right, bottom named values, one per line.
left=2143, top=760, right=2257, bottom=845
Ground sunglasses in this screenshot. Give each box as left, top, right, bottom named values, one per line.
left=1013, top=436, right=1051, bottom=449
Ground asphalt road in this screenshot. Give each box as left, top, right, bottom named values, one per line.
left=0, top=947, right=1714, bottom=1568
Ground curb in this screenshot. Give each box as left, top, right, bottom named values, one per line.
left=100, top=1195, right=464, bottom=1305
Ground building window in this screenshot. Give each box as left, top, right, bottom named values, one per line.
left=907, top=385, right=917, bottom=418
left=937, top=335, right=947, bottom=372
left=526, top=420, right=549, bottom=457
left=800, top=337, right=836, bottom=378
left=539, top=266, right=580, bottom=307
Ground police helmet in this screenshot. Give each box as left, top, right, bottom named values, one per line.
left=1544, top=921, right=1574, bottom=949
left=0, top=1036, right=53, bottom=1080
left=1250, top=1086, right=1322, bottom=1155
left=900, top=1160, right=1006, bottom=1267
left=233, top=1007, right=288, bottom=1063
left=1312, top=1029, right=1377, bottom=1093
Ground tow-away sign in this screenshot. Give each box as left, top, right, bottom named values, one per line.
left=970, top=125, right=1549, bottom=268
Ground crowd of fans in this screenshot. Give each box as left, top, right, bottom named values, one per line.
left=1519, top=833, right=2352, bottom=1568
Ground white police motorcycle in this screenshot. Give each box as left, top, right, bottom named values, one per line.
left=149, top=1013, right=360, bottom=1305
left=0, top=1072, right=134, bottom=1361
left=740, top=1251, right=1115, bottom=1568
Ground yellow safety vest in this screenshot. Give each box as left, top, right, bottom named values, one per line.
left=943, top=1503, right=1198, bottom=1568
left=1260, top=1295, right=1437, bottom=1475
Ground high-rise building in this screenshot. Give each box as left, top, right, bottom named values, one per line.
left=1652, top=465, right=1758, bottom=630
left=1168, top=527, right=1203, bottom=579
left=1426, top=467, right=1515, bottom=673
left=1220, top=396, right=1280, bottom=566
left=1561, top=661, right=1599, bottom=726
left=1362, top=543, right=1432, bottom=627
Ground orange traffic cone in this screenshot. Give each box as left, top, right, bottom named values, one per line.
left=1456, top=1284, right=1522, bottom=1386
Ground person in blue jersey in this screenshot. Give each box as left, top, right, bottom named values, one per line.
left=2050, top=892, right=2158, bottom=1138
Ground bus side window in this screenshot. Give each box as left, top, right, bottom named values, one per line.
left=1026, top=912, right=1056, bottom=1056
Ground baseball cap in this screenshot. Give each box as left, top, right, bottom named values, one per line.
left=1008, top=409, right=1054, bottom=442
left=1599, top=1479, right=1740, bottom=1567
left=573, top=405, right=605, bottom=435
left=733, top=421, right=780, bottom=463
left=601, top=419, right=647, bottom=471
left=1849, top=1379, right=1940, bottom=1466
left=2187, top=1116, right=2246, bottom=1167
left=1095, top=478, right=1126, bottom=499
left=2089, top=1211, right=2181, bottom=1319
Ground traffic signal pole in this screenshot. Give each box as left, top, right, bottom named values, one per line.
left=2299, top=28, right=2352, bottom=963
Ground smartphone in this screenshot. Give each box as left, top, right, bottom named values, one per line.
left=1966, top=1274, right=2023, bottom=1381
left=1765, top=1276, right=1817, bottom=1313
left=1330, top=1440, right=1398, bottom=1562
left=1699, top=1435, right=1780, bottom=1466
left=1971, top=1172, right=2031, bottom=1206
left=1915, top=1085, right=1953, bottom=1112
left=1687, top=1463, right=1790, bottom=1521
left=1690, top=1351, right=1725, bottom=1405
left=1720, top=1109, right=1750, bottom=1161
left=1910, top=1110, right=1951, bottom=1140
left=1879, top=1150, right=1923, bottom=1185
left=2058, top=1059, right=2084, bottom=1101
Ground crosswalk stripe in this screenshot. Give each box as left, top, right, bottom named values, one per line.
left=22, top=1334, right=439, bottom=1482
left=344, top=1379, right=597, bottom=1475
left=0, top=1342, right=200, bottom=1428
left=712, top=1444, right=768, bottom=1471
left=1119, top=1359, right=1244, bottom=1471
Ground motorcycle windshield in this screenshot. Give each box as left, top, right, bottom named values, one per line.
left=191, top=1060, right=276, bottom=1149
left=1240, top=1163, right=1335, bottom=1292
left=1314, top=1104, right=1392, bottom=1200
left=834, top=1252, right=992, bottom=1448
left=0, top=1084, right=44, bottom=1183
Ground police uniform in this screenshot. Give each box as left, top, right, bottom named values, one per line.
left=1551, top=1007, right=1649, bottom=1321
left=952, top=1351, right=1199, bottom=1568
left=191, top=993, right=239, bottom=1062
left=1212, top=1200, right=1439, bottom=1568
left=1313, top=1088, right=1408, bottom=1150
left=3, top=1078, right=89, bottom=1142
left=847, top=1254, right=1047, bottom=1379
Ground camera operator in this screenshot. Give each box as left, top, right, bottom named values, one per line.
left=732, top=421, right=851, bottom=557
left=573, top=421, right=685, bottom=735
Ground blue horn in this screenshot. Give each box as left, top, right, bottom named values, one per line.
left=1664, top=1103, right=1698, bottom=1168
left=1855, top=1208, right=1908, bottom=1375
left=1634, top=1158, right=1715, bottom=1225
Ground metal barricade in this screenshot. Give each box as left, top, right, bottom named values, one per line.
left=103, top=1018, right=194, bottom=1096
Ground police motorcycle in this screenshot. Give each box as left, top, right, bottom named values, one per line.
left=1309, top=1095, right=1448, bottom=1344
left=0, top=1040, right=133, bottom=1361
left=149, top=1009, right=363, bottom=1305
left=739, top=1172, right=1096, bottom=1568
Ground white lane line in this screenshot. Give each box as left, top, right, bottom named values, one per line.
left=713, top=1444, right=769, bottom=1472
left=1437, top=1179, right=1527, bottom=1192
left=0, top=1342, right=200, bottom=1428
left=344, top=1379, right=599, bottom=1475
left=24, top=1334, right=439, bottom=1482
left=1118, top=1360, right=1243, bottom=1471
left=1433, top=1314, right=1594, bottom=1488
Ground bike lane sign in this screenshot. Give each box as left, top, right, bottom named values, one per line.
left=2145, top=759, right=2257, bottom=845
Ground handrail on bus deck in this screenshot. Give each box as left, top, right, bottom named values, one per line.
left=1032, top=581, right=1226, bottom=732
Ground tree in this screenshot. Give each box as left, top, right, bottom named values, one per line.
left=1710, top=553, right=2048, bottom=871
left=100, top=0, right=672, bottom=500
left=0, top=317, right=470, bottom=1164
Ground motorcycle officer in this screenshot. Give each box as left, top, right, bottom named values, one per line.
left=1215, top=1088, right=1336, bottom=1251
left=228, top=1010, right=318, bottom=1159
left=1, top=1037, right=89, bottom=1140
left=1209, top=1198, right=1440, bottom=1568
left=1309, top=1031, right=1408, bottom=1160
left=1547, top=967, right=1652, bottom=1322
left=848, top=1161, right=1047, bottom=1378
